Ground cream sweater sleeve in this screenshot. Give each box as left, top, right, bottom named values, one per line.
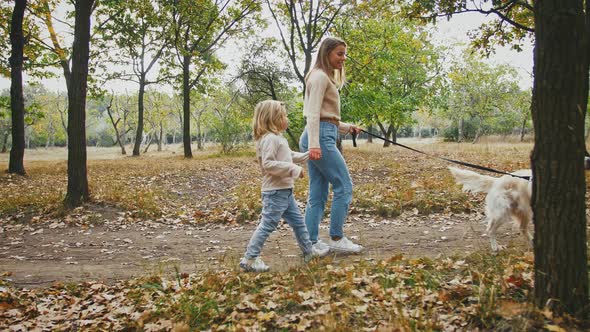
left=304, top=71, right=329, bottom=149
left=259, top=136, right=301, bottom=179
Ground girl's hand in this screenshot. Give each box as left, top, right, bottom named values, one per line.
left=309, top=148, right=322, bottom=160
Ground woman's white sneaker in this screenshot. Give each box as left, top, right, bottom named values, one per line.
left=239, top=257, right=270, bottom=272
left=328, top=237, right=363, bottom=253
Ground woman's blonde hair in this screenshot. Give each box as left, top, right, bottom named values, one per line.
left=307, top=37, right=347, bottom=88
left=252, top=100, right=287, bottom=140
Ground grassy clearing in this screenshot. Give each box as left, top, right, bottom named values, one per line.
left=0, top=139, right=531, bottom=223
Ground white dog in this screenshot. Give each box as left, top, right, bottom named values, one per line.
left=449, top=158, right=590, bottom=251
left=448, top=166, right=532, bottom=251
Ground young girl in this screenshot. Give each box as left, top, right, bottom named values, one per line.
left=299, top=37, right=363, bottom=254
left=240, top=100, right=329, bottom=272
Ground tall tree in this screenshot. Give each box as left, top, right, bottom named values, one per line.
left=404, top=0, right=589, bottom=317
left=97, top=0, right=171, bottom=156
left=531, top=0, right=588, bottom=317
left=166, top=0, right=261, bottom=158
left=339, top=13, right=441, bottom=146
left=266, top=0, right=346, bottom=93
left=65, top=0, right=95, bottom=208
left=8, top=0, right=26, bottom=175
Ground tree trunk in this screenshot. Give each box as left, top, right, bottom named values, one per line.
left=1, top=132, right=9, bottom=153
left=64, top=0, right=93, bottom=209
left=132, top=76, right=146, bottom=156
left=196, top=118, right=203, bottom=150
left=367, top=124, right=373, bottom=143
left=182, top=55, right=192, bottom=158
left=457, top=118, right=464, bottom=142
left=8, top=0, right=26, bottom=175
left=157, top=121, right=163, bottom=152
left=531, top=0, right=588, bottom=318
left=520, top=115, right=527, bottom=142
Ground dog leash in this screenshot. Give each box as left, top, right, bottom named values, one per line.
left=351, top=129, right=531, bottom=180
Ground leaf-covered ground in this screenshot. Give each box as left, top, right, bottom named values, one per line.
left=1, top=139, right=588, bottom=330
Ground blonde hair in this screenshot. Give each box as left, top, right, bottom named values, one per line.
left=252, top=100, right=287, bottom=140
left=307, top=37, right=347, bottom=88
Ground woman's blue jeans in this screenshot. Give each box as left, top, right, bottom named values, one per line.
left=244, top=189, right=312, bottom=259
left=299, top=122, right=353, bottom=243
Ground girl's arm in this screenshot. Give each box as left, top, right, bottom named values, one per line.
left=259, top=137, right=301, bottom=179
left=291, top=151, right=309, bottom=164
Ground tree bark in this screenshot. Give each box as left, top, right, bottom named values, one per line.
left=532, top=0, right=588, bottom=318
left=8, top=0, right=27, bottom=175
left=132, top=75, right=146, bottom=156
left=64, top=0, right=94, bottom=209
left=182, top=55, right=193, bottom=158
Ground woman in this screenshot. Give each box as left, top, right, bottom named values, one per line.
left=299, top=37, right=363, bottom=253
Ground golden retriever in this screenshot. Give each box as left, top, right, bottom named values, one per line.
left=448, top=166, right=533, bottom=251
left=449, top=158, right=590, bottom=251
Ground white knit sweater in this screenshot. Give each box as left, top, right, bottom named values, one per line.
left=256, top=133, right=309, bottom=191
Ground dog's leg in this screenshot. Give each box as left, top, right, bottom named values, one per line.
left=514, top=210, right=533, bottom=248
left=487, top=218, right=502, bottom=252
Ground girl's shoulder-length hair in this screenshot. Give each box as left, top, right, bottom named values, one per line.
left=252, top=100, right=287, bottom=140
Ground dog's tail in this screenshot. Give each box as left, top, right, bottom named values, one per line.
left=448, top=166, right=496, bottom=194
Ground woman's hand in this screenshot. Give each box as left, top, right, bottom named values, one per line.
left=349, top=125, right=362, bottom=135
left=309, top=148, right=322, bottom=160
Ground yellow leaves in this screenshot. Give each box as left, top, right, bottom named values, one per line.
left=495, top=299, right=528, bottom=318
left=293, top=273, right=314, bottom=291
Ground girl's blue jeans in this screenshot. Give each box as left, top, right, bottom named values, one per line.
left=299, top=122, right=353, bottom=243
left=244, top=189, right=313, bottom=259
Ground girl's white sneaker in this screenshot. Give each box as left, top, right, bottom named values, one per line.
left=312, top=239, right=330, bottom=252
left=239, top=257, right=270, bottom=272
left=304, top=244, right=330, bottom=262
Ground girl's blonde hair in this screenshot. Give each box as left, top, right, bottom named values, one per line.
left=252, top=100, right=287, bottom=140
left=307, top=37, right=347, bottom=88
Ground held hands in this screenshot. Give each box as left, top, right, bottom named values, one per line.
left=309, top=148, right=322, bottom=160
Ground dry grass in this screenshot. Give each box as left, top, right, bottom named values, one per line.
left=0, top=139, right=533, bottom=221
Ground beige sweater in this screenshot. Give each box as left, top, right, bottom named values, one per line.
left=256, top=133, right=309, bottom=191
left=303, top=69, right=352, bottom=148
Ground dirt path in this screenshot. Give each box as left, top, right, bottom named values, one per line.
left=0, top=208, right=529, bottom=288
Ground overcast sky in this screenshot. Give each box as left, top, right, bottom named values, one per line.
left=0, top=11, right=534, bottom=94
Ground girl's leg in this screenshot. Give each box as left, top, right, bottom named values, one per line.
left=244, top=190, right=289, bottom=259
left=282, top=190, right=313, bottom=255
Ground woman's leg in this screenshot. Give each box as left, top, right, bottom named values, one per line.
left=300, top=128, right=329, bottom=243
left=244, top=190, right=288, bottom=259
left=322, top=146, right=352, bottom=239
left=306, top=123, right=353, bottom=240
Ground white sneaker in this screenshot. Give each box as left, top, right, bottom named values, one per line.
left=239, top=257, right=269, bottom=272
left=328, top=237, right=363, bottom=253
left=304, top=243, right=330, bottom=262
left=312, top=239, right=330, bottom=252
